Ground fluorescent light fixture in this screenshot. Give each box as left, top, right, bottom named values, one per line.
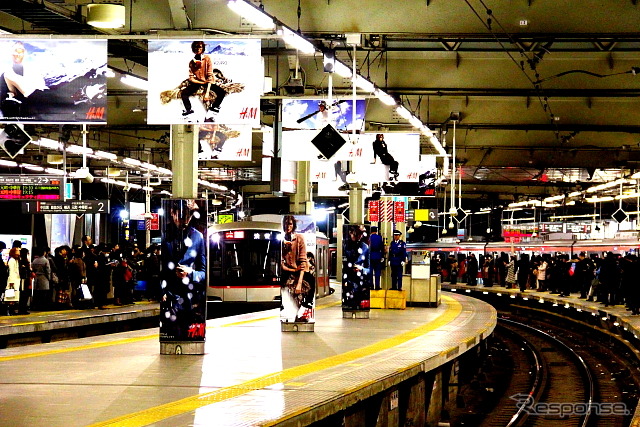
left=0, top=159, right=18, bottom=167
left=409, top=115, right=423, bottom=129
left=122, top=157, right=142, bottom=166
left=105, top=68, right=116, bottom=78
left=227, top=0, right=275, bottom=29
left=586, top=196, right=614, bottom=203
left=568, top=191, right=582, bottom=197
left=586, top=178, right=631, bottom=193
left=395, top=105, right=412, bottom=120
left=160, top=190, right=172, bottom=196
left=333, top=60, right=352, bottom=78
left=141, top=162, right=158, bottom=171
left=45, top=168, right=65, bottom=175
left=354, top=75, right=375, bottom=92
left=615, top=192, right=640, bottom=200
left=36, top=138, right=63, bottom=150
left=21, top=163, right=44, bottom=171
left=87, top=4, right=125, bottom=29
left=543, top=194, right=565, bottom=202
left=549, top=213, right=597, bottom=220
left=157, top=167, right=172, bottom=175
left=121, top=74, right=148, bottom=90
left=66, top=145, right=93, bottom=155
left=278, top=26, right=316, bottom=54
left=94, top=150, right=117, bottom=161
left=375, top=89, right=396, bottom=106
left=142, top=186, right=154, bottom=192
left=127, top=183, right=142, bottom=189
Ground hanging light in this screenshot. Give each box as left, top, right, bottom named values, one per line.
left=87, top=4, right=125, bottom=29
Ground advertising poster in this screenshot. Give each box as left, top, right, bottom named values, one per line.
left=197, top=123, right=251, bottom=161
left=0, top=39, right=107, bottom=123
left=160, top=199, right=208, bottom=342
left=342, top=224, right=371, bottom=311
left=148, top=39, right=262, bottom=126
left=280, top=214, right=316, bottom=324
left=282, top=98, right=366, bottom=131
left=418, top=155, right=437, bottom=197
left=284, top=132, right=419, bottom=183
left=344, top=133, right=420, bottom=183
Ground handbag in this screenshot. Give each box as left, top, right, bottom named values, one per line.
left=284, top=273, right=312, bottom=305
left=79, top=283, right=92, bottom=301
left=4, top=287, right=16, bottom=299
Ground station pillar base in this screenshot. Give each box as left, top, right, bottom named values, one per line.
left=281, top=322, right=315, bottom=332
left=342, top=310, right=370, bottom=319
left=160, top=341, right=205, bottom=355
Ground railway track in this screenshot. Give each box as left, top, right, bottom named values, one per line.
left=453, top=315, right=637, bottom=426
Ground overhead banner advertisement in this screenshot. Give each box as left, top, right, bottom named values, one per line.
left=148, top=39, right=262, bottom=126
left=198, top=123, right=251, bottom=161
left=282, top=98, right=366, bottom=131
left=0, top=39, right=107, bottom=123
left=160, top=199, right=208, bottom=346
left=342, top=224, right=371, bottom=312
left=280, top=214, right=316, bottom=325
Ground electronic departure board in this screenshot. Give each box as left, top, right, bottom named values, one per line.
left=0, top=175, right=63, bottom=200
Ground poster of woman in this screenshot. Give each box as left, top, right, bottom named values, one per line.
left=280, top=214, right=316, bottom=324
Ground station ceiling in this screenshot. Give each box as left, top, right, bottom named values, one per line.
left=1, top=0, right=640, bottom=215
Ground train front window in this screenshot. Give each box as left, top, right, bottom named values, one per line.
left=222, top=238, right=280, bottom=284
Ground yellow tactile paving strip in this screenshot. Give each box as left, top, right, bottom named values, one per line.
left=87, top=296, right=463, bottom=427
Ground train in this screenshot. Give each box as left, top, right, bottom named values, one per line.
left=207, top=220, right=331, bottom=303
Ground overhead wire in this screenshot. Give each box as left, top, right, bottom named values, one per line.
left=462, top=0, right=562, bottom=141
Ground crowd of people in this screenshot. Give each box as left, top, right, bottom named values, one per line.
left=433, top=251, right=640, bottom=314
left=0, top=235, right=161, bottom=315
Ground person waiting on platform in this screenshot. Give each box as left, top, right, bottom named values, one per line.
left=5, top=247, right=20, bottom=314
left=368, top=226, right=385, bottom=290
left=31, top=247, right=51, bottom=311
left=388, top=230, right=407, bottom=290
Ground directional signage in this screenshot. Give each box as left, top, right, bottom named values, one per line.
left=22, top=200, right=110, bottom=214
left=0, top=175, right=63, bottom=200
left=414, top=209, right=438, bottom=222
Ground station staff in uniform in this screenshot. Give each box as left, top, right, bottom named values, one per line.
left=388, top=230, right=408, bottom=290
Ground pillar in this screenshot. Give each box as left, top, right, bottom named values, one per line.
left=289, top=160, right=313, bottom=215
left=170, top=124, right=199, bottom=199
left=161, top=124, right=203, bottom=356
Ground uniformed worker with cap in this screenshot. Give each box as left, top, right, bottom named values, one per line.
left=388, top=229, right=408, bottom=290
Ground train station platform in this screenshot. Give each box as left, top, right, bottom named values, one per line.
left=441, top=281, right=640, bottom=346
left=0, top=301, right=160, bottom=348
left=0, top=289, right=496, bottom=427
